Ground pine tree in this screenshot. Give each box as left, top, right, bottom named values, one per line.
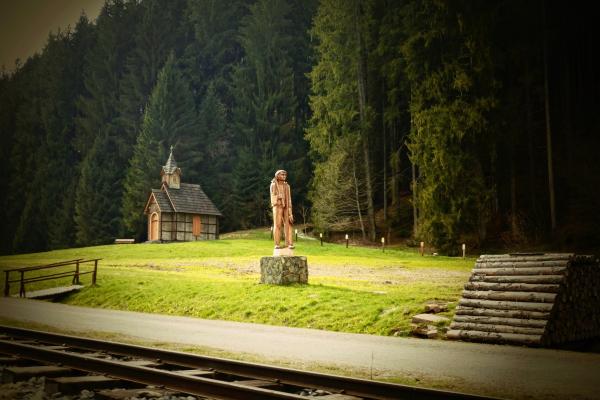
left=116, top=0, right=187, bottom=161
left=400, top=0, right=497, bottom=252
left=74, top=0, right=140, bottom=244
left=182, top=0, right=247, bottom=107
left=306, top=0, right=377, bottom=239
left=121, top=53, right=198, bottom=239
left=75, top=135, right=123, bottom=245
left=230, top=0, right=301, bottom=228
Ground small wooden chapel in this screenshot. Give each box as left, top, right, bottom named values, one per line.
left=144, top=148, right=222, bottom=241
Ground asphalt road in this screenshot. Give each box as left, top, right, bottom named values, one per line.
left=1, top=297, right=599, bottom=399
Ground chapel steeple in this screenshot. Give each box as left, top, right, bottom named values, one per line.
left=161, top=146, right=181, bottom=189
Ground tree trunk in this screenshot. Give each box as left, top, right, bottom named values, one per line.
left=458, top=298, right=554, bottom=312
left=382, top=82, right=387, bottom=228
left=446, top=330, right=542, bottom=345
left=355, top=2, right=376, bottom=242
left=472, top=266, right=567, bottom=276
left=469, top=274, right=564, bottom=284
left=449, top=322, right=545, bottom=336
left=461, top=290, right=557, bottom=303
left=455, top=306, right=551, bottom=320
left=412, top=159, right=418, bottom=237
left=352, top=154, right=366, bottom=240
left=525, top=59, right=537, bottom=216
left=542, top=1, right=556, bottom=232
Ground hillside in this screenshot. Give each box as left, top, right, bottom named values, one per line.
left=0, top=229, right=474, bottom=336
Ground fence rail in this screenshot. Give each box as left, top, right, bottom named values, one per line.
left=3, top=259, right=101, bottom=297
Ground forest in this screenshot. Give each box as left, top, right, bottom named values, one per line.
left=0, top=0, right=599, bottom=255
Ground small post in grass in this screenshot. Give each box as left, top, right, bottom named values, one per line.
left=462, top=243, right=466, bottom=258
left=270, top=226, right=273, bottom=239
left=345, top=233, right=349, bottom=248
left=295, top=228, right=298, bottom=242
left=320, top=232, right=323, bottom=246
left=381, top=237, right=385, bottom=252
left=420, top=241, right=424, bottom=256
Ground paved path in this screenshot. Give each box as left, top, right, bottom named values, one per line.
left=1, top=297, right=599, bottom=399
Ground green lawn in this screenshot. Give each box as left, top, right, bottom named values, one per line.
left=0, top=229, right=475, bottom=336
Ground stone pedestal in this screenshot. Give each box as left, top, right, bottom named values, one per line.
left=260, top=256, right=308, bottom=284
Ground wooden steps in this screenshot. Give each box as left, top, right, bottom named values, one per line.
left=447, top=253, right=600, bottom=346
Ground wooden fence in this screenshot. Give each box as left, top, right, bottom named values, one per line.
left=3, top=259, right=100, bottom=298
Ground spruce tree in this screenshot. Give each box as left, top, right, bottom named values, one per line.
left=230, top=0, right=300, bottom=227
left=306, top=0, right=377, bottom=239
left=116, top=0, right=187, bottom=161
left=121, top=53, right=198, bottom=239
left=74, top=0, right=140, bottom=244
left=400, top=0, right=497, bottom=252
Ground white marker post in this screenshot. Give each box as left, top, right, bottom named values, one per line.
left=420, top=241, right=424, bottom=256
left=320, top=232, right=323, bottom=246
left=462, top=243, right=466, bottom=258
left=381, top=237, right=385, bottom=253
left=345, top=233, right=349, bottom=248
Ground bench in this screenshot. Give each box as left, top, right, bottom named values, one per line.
left=114, top=238, right=135, bottom=244
left=3, top=259, right=101, bottom=298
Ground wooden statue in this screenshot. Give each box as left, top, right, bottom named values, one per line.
left=270, top=170, right=294, bottom=249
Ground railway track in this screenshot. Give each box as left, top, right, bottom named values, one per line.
left=0, top=325, right=501, bottom=400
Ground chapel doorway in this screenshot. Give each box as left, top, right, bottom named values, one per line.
left=150, top=213, right=159, bottom=241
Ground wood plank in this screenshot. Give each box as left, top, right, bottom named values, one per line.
left=462, top=290, right=557, bottom=303
left=96, top=388, right=178, bottom=400
left=469, top=275, right=564, bottom=284
left=121, top=359, right=161, bottom=368
left=477, top=254, right=572, bottom=263
left=475, top=260, right=568, bottom=269
left=453, top=315, right=548, bottom=328
left=472, top=266, right=567, bottom=276
left=114, top=239, right=135, bottom=244
left=233, top=379, right=281, bottom=390
left=446, top=329, right=542, bottom=345
left=45, top=375, right=123, bottom=394
left=449, top=322, right=545, bottom=335
left=464, top=282, right=560, bottom=293
left=455, top=306, right=550, bottom=320
left=174, top=368, right=215, bottom=377
left=2, top=366, right=74, bottom=383
left=22, top=285, right=84, bottom=299
left=458, top=298, right=554, bottom=312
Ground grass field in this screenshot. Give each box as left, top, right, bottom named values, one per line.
left=0, top=229, right=475, bottom=336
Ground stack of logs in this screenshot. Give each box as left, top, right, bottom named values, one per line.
left=447, top=253, right=600, bottom=346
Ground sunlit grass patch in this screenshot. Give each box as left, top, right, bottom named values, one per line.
left=0, top=229, right=474, bottom=336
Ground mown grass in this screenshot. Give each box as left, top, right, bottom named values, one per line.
left=0, top=229, right=475, bottom=336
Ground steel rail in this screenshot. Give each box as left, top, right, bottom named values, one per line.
left=0, top=339, right=305, bottom=400
left=0, top=325, right=502, bottom=400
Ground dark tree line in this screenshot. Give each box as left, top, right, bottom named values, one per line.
left=1, top=0, right=599, bottom=255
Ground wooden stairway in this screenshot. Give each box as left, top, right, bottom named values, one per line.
left=447, top=253, right=600, bottom=346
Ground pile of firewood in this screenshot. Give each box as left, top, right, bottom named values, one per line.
left=447, top=253, right=600, bottom=346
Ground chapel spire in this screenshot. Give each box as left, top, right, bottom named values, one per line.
left=161, top=145, right=181, bottom=189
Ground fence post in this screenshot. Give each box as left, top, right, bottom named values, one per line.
left=4, top=271, right=9, bottom=297
left=19, top=271, right=25, bottom=298
left=73, top=261, right=80, bottom=285
left=92, top=260, right=98, bottom=286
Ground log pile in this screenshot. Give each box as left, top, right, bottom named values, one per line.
left=447, top=253, right=600, bottom=346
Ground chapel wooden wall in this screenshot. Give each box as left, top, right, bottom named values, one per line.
left=160, top=212, right=218, bottom=241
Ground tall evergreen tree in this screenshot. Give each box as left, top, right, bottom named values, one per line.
left=182, top=0, right=247, bottom=107
left=121, top=53, right=198, bottom=239
left=400, top=0, right=497, bottom=252
left=6, top=55, right=47, bottom=252
left=116, top=0, right=188, bottom=160
left=74, top=0, right=140, bottom=244
left=306, top=0, right=378, bottom=240
left=230, top=0, right=301, bottom=227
